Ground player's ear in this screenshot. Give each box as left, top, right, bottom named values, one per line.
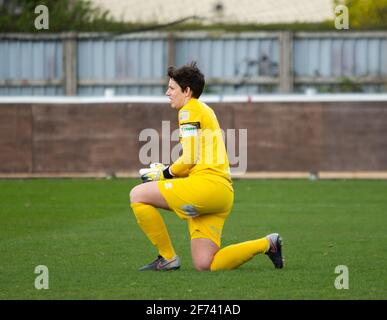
left=184, top=86, right=193, bottom=97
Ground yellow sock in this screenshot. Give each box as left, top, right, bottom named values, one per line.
left=131, top=202, right=176, bottom=260
left=210, top=238, right=270, bottom=271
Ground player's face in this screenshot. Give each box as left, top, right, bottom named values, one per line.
left=165, top=78, right=190, bottom=109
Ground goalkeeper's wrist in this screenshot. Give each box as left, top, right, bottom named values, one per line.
left=163, top=166, right=174, bottom=179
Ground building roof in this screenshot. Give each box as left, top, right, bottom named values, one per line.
left=91, top=0, right=334, bottom=25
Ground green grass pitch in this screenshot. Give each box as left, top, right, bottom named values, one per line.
left=0, top=178, right=386, bottom=299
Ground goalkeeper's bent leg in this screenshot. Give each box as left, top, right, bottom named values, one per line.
left=131, top=202, right=176, bottom=260
left=210, top=238, right=270, bottom=271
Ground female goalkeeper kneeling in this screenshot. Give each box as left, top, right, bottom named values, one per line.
left=130, top=62, right=284, bottom=271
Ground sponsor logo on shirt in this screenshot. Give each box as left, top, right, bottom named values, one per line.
left=179, top=110, right=190, bottom=122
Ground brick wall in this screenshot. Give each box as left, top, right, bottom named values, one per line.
left=1, top=101, right=386, bottom=174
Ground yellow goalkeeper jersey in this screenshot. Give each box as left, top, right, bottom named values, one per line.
left=170, top=98, right=232, bottom=184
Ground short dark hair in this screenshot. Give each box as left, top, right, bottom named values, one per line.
left=167, top=62, right=205, bottom=98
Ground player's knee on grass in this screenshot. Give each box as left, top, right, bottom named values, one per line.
left=191, top=238, right=219, bottom=271
left=193, top=259, right=212, bottom=271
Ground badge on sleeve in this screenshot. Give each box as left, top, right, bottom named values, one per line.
left=180, top=122, right=200, bottom=137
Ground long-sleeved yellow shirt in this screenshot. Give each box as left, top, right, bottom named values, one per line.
left=170, top=98, right=231, bottom=184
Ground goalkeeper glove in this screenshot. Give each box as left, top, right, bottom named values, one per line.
left=139, top=163, right=174, bottom=183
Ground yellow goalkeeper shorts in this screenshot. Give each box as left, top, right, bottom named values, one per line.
left=157, top=174, right=234, bottom=247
